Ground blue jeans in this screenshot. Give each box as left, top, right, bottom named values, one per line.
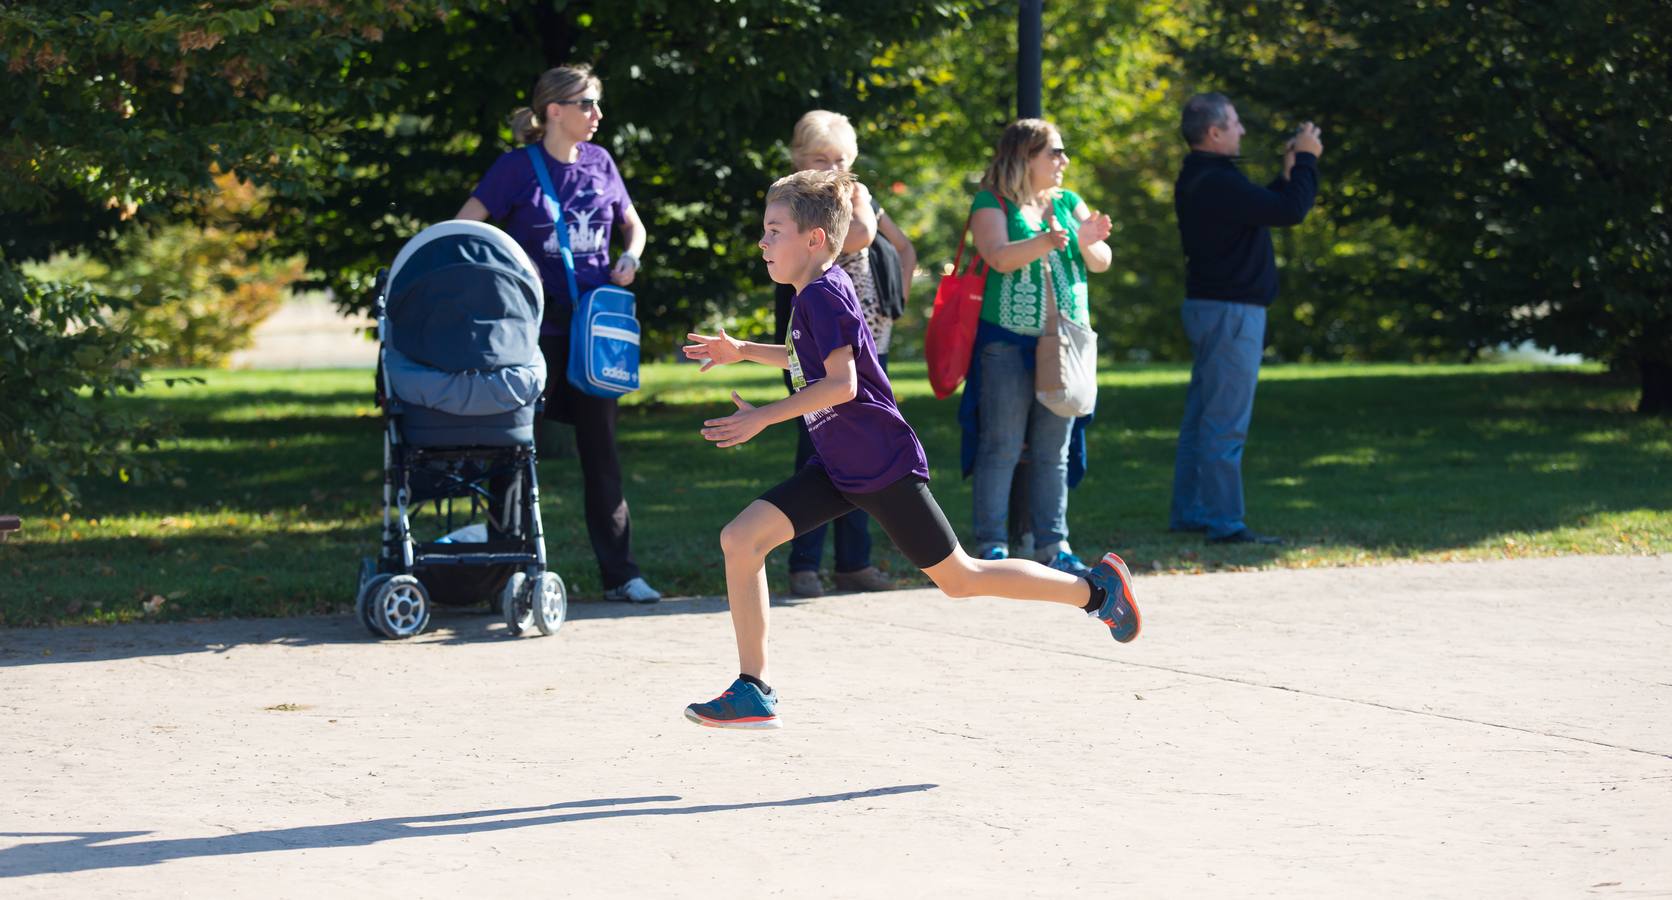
left=789, top=354, right=886, bottom=574
left=1171, top=299, right=1265, bottom=539
left=972, top=341, right=1073, bottom=552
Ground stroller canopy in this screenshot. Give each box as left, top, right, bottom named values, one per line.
left=386, top=220, right=543, bottom=372
left=383, top=220, right=547, bottom=445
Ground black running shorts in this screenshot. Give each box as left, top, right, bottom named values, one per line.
left=758, top=466, right=959, bottom=569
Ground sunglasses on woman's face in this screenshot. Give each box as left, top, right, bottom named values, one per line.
left=555, top=97, right=601, bottom=111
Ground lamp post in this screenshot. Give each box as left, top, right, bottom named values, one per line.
left=1018, top=0, right=1042, bottom=119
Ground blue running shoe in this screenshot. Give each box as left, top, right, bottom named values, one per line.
left=684, top=678, right=781, bottom=730
left=978, top=544, right=1009, bottom=561
left=1086, top=552, right=1141, bottom=643
left=1046, top=550, right=1092, bottom=577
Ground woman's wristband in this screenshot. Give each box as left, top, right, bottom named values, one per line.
left=617, top=251, right=640, bottom=271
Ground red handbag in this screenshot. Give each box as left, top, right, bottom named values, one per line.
left=924, top=212, right=989, bottom=400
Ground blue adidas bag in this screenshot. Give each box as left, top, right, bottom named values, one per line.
left=528, top=145, right=640, bottom=398
left=569, top=284, right=640, bottom=396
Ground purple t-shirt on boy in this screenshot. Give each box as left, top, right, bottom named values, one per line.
left=788, top=265, right=930, bottom=493
left=471, top=142, right=632, bottom=335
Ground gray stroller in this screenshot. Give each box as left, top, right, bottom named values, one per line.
left=354, top=220, right=565, bottom=639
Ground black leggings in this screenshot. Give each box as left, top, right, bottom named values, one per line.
left=539, top=329, right=641, bottom=589
left=758, top=467, right=959, bottom=569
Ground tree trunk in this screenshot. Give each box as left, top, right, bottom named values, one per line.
left=1639, top=359, right=1672, bottom=416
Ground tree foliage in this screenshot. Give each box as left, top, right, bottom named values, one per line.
left=845, top=1, right=1449, bottom=365
left=0, top=0, right=475, bottom=508
left=34, top=172, right=307, bottom=367
left=0, top=260, right=177, bottom=511
left=0, top=0, right=481, bottom=257
left=1182, top=0, right=1672, bottom=411
left=268, top=0, right=991, bottom=347
left=8, top=0, right=1661, bottom=430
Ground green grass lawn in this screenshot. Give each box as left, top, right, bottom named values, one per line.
left=3, top=361, right=1668, bottom=627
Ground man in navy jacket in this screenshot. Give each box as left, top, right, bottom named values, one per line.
left=1170, top=92, right=1322, bottom=544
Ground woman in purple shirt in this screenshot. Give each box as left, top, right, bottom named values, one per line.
left=455, top=64, right=658, bottom=603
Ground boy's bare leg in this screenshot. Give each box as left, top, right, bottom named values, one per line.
left=718, top=500, right=797, bottom=683
left=923, top=545, right=1091, bottom=607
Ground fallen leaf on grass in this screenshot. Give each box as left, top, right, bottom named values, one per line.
left=142, top=594, right=165, bottom=615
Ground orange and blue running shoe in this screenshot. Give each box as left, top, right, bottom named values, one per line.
left=684, top=678, right=781, bottom=730
left=1087, top=552, right=1141, bottom=643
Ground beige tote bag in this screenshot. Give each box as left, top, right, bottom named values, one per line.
left=1035, top=259, right=1098, bottom=418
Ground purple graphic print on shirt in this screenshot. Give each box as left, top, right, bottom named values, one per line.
left=787, top=266, right=930, bottom=494
left=471, top=142, right=632, bottom=334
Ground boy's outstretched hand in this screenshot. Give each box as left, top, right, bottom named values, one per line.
left=683, top=328, right=744, bottom=372
left=702, top=391, right=765, bottom=448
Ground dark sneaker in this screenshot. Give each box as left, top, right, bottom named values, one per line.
left=1045, top=550, right=1092, bottom=578
left=1086, top=552, right=1141, bottom=643
left=788, top=570, right=825, bottom=598
left=833, top=566, right=894, bottom=592
left=684, top=678, right=781, bottom=730
left=1207, top=528, right=1284, bottom=545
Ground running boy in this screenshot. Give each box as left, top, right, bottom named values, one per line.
left=680, top=169, right=1139, bottom=729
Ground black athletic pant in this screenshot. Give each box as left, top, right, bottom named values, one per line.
left=540, top=319, right=642, bottom=590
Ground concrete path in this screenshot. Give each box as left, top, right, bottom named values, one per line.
left=2, top=555, right=1668, bottom=898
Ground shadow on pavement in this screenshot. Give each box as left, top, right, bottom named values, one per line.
left=0, top=785, right=937, bottom=877
left=0, top=593, right=835, bottom=668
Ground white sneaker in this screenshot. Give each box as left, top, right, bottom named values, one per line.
left=1014, top=533, right=1036, bottom=561
left=604, top=576, right=661, bottom=603
left=1034, top=539, right=1069, bottom=562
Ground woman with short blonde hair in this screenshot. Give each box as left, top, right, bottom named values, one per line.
left=790, top=110, right=859, bottom=168
left=772, top=109, right=918, bottom=597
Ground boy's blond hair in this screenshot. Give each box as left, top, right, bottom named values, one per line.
left=766, top=169, right=854, bottom=259
left=789, top=109, right=858, bottom=169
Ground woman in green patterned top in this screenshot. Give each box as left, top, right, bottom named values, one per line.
left=965, top=118, right=1113, bottom=574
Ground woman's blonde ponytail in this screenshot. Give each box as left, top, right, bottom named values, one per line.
left=511, top=106, right=541, bottom=143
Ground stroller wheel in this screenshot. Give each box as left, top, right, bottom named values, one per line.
left=500, top=571, right=533, bottom=636
left=355, top=573, right=394, bottom=638
left=368, top=574, right=431, bottom=639
left=533, top=571, right=567, bottom=637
